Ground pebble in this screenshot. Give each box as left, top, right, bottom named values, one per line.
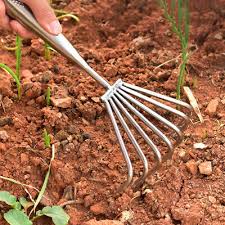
left=198, top=161, right=213, bottom=175
left=214, top=33, right=223, bottom=40
left=56, top=130, right=69, bottom=141
left=51, top=97, right=73, bottom=108
left=2, top=97, right=13, bottom=109
left=186, top=160, right=198, bottom=175
left=194, top=143, right=208, bottom=150
left=205, top=98, right=220, bottom=116
left=0, top=130, right=9, bottom=142
left=0, top=117, right=13, bottom=127
left=208, top=196, right=217, bottom=204
left=90, top=202, right=108, bottom=215
left=91, top=97, right=100, bottom=103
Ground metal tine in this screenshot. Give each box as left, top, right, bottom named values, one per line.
left=117, top=89, right=184, bottom=146
left=109, top=98, right=149, bottom=188
left=112, top=95, right=164, bottom=188
left=114, top=92, right=172, bottom=161
left=123, top=82, right=192, bottom=111
left=120, top=85, right=190, bottom=131
left=104, top=100, right=133, bottom=192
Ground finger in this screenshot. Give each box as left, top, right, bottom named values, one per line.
left=22, top=0, right=62, bottom=35
left=0, top=0, right=11, bottom=30
left=10, top=20, right=36, bottom=39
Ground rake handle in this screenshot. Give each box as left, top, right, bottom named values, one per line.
left=4, top=0, right=111, bottom=89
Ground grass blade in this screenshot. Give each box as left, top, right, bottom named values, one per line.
left=30, top=145, right=55, bottom=214
left=15, top=35, right=22, bottom=79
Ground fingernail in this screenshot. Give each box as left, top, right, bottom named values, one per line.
left=48, top=20, right=62, bottom=35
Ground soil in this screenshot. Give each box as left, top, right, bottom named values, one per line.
left=0, top=0, right=225, bottom=225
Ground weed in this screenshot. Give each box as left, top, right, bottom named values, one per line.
left=46, top=87, right=51, bottom=106
left=0, top=35, right=22, bottom=99
left=0, top=63, right=21, bottom=99
left=0, top=145, right=70, bottom=225
left=43, top=129, right=51, bottom=148
left=159, top=0, right=189, bottom=99
left=15, top=35, right=22, bottom=79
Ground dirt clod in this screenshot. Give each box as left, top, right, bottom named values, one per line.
left=205, top=97, right=220, bottom=116
left=186, top=160, right=198, bottom=175
left=90, top=202, right=108, bottom=215
left=0, top=130, right=9, bottom=142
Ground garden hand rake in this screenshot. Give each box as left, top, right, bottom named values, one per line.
left=5, top=0, right=192, bottom=191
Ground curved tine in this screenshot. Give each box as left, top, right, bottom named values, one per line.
left=115, top=92, right=174, bottom=161
left=123, top=82, right=192, bottom=112
left=109, top=98, right=149, bottom=188
left=120, top=85, right=190, bottom=130
left=118, top=89, right=184, bottom=146
left=112, top=95, right=162, bottom=187
left=104, top=99, right=133, bottom=192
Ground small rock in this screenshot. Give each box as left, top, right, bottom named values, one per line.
left=120, top=210, right=134, bottom=223
left=0, top=130, right=9, bottom=142
left=199, top=161, right=213, bottom=175
left=214, top=33, right=223, bottom=40
left=186, top=160, right=198, bottom=175
left=193, top=143, right=208, bottom=149
left=91, top=97, right=100, bottom=103
left=80, top=96, right=87, bottom=102
left=2, top=97, right=13, bottom=109
left=41, top=71, right=53, bottom=83
left=205, top=98, right=220, bottom=116
left=82, top=133, right=91, bottom=140
left=51, top=97, right=73, bottom=108
left=90, top=202, right=108, bottom=215
left=208, top=196, right=217, bottom=204
left=56, top=130, right=69, bottom=141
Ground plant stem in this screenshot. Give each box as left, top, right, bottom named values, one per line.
left=0, top=63, right=21, bottom=99
left=16, top=35, right=22, bottom=79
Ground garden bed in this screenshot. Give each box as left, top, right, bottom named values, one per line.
left=0, top=0, right=224, bottom=224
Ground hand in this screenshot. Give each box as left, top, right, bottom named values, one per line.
left=0, top=0, right=62, bottom=38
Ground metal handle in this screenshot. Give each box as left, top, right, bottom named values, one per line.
left=4, top=0, right=111, bottom=89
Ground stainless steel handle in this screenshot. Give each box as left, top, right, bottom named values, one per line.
left=4, top=0, right=111, bottom=89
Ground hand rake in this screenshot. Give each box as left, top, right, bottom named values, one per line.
left=5, top=0, right=192, bottom=192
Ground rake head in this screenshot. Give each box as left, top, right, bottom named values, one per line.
left=101, top=79, right=192, bottom=192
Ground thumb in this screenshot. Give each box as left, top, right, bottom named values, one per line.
left=22, top=0, right=62, bottom=35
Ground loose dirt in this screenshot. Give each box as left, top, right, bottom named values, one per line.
left=0, top=0, right=224, bottom=224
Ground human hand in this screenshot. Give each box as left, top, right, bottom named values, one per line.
left=0, top=0, right=62, bottom=38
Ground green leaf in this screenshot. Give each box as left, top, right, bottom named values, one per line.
left=4, top=209, right=32, bottom=225
left=0, top=192, right=17, bottom=207
left=19, top=197, right=33, bottom=211
left=37, top=206, right=69, bottom=225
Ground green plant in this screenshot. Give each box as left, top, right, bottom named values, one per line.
left=46, top=86, right=51, bottom=106
left=0, top=35, right=22, bottom=99
left=43, top=129, right=51, bottom=148
left=15, top=35, right=22, bottom=79
left=0, top=63, right=21, bottom=99
left=159, top=0, right=189, bottom=99
left=0, top=146, right=70, bottom=225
